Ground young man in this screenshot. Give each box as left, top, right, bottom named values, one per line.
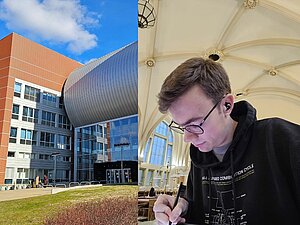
left=153, top=58, right=300, bottom=225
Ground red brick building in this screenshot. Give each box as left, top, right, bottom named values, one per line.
left=0, top=33, right=81, bottom=185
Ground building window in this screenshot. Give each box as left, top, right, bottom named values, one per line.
left=30, top=153, right=38, bottom=159
left=59, top=97, right=63, bottom=108
left=40, top=132, right=55, bottom=148
left=42, top=111, right=56, bottom=127
left=5, top=167, right=14, bottom=184
left=24, top=85, right=40, bottom=102
left=19, top=152, right=31, bottom=159
left=20, top=129, right=37, bottom=145
left=97, top=125, right=103, bottom=137
left=144, top=121, right=173, bottom=166
left=143, top=138, right=152, bottom=163
left=43, top=91, right=57, bottom=107
left=8, top=151, right=15, bottom=157
left=104, top=126, right=107, bottom=138
left=14, top=82, right=22, bottom=97
left=17, top=168, right=29, bottom=179
left=58, top=115, right=70, bottom=129
left=12, top=104, right=19, bottom=120
left=57, top=134, right=71, bottom=150
left=166, top=145, right=172, bottom=166
left=145, top=170, right=154, bottom=186
left=9, top=127, right=17, bottom=143
left=155, top=122, right=168, bottom=136
left=22, top=106, right=39, bottom=123
left=109, top=116, right=138, bottom=161
left=138, top=169, right=145, bottom=185
left=150, top=136, right=167, bottom=165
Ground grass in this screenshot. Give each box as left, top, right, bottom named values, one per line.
left=0, top=185, right=138, bottom=225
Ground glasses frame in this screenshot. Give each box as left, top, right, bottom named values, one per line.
left=168, top=97, right=224, bottom=135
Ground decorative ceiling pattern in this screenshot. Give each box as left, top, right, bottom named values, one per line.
left=138, top=0, right=300, bottom=166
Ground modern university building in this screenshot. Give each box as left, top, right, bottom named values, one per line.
left=0, top=33, right=138, bottom=187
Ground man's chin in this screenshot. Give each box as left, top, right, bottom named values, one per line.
left=195, top=145, right=212, bottom=153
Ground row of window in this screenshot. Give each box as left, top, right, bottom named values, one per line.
left=14, top=82, right=63, bottom=108
left=9, top=127, right=71, bottom=150
left=12, top=104, right=71, bottom=129
left=139, top=169, right=169, bottom=187
left=5, top=168, right=70, bottom=184
left=7, top=151, right=71, bottom=162
left=77, top=124, right=107, bottom=140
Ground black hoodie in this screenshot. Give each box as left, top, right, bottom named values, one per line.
left=184, top=101, right=300, bottom=225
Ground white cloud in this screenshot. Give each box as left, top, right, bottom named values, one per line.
left=0, top=0, right=99, bottom=54
left=84, top=58, right=98, bottom=65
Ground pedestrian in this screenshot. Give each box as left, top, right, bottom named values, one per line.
left=35, top=175, right=40, bottom=188
left=153, top=57, right=300, bottom=225
left=43, top=174, right=48, bottom=186
left=149, top=187, right=156, bottom=197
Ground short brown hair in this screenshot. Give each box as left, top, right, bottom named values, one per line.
left=158, top=57, right=231, bottom=113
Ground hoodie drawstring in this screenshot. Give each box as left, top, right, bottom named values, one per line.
left=230, top=149, right=237, bottom=225
left=208, top=169, right=212, bottom=224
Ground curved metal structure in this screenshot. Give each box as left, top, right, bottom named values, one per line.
left=64, top=42, right=137, bottom=127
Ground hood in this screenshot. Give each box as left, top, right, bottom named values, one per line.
left=190, top=100, right=257, bottom=169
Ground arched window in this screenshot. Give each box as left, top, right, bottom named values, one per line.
left=143, top=121, right=173, bottom=166
left=139, top=121, right=174, bottom=187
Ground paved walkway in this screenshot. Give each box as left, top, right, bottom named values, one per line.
left=0, top=188, right=53, bottom=202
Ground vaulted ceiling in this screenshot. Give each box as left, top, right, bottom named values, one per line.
left=138, top=0, right=300, bottom=166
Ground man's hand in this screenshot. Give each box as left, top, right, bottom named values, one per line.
left=153, top=194, right=189, bottom=225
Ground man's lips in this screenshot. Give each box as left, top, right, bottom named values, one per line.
left=194, top=142, right=205, bottom=148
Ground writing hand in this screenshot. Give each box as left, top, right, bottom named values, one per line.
left=153, top=194, right=188, bottom=225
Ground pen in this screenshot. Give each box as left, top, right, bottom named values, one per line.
left=169, top=181, right=184, bottom=225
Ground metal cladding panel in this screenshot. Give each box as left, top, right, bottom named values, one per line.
left=64, top=42, right=137, bottom=127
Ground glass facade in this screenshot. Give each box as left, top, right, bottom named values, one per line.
left=109, top=116, right=138, bottom=161
left=75, top=115, right=138, bottom=182
left=75, top=123, right=107, bottom=181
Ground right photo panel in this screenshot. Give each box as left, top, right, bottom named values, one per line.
left=138, top=0, right=300, bottom=225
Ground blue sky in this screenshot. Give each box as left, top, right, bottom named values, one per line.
left=0, top=0, right=137, bottom=64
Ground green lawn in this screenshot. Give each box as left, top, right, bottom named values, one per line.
left=0, top=185, right=138, bottom=225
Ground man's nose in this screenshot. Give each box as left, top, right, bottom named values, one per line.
left=183, top=130, right=196, bottom=143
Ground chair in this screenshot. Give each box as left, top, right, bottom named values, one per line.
left=147, top=199, right=156, bottom=221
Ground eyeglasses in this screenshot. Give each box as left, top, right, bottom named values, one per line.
left=168, top=98, right=223, bottom=135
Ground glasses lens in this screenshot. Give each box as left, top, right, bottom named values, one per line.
left=185, top=125, right=204, bottom=134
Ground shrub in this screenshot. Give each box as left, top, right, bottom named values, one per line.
left=44, top=196, right=137, bottom=225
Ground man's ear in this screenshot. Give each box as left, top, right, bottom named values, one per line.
left=223, top=94, right=234, bottom=113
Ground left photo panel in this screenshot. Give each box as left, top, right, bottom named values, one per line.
left=0, top=0, right=138, bottom=224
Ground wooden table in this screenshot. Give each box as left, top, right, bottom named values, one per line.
left=138, top=197, right=157, bottom=222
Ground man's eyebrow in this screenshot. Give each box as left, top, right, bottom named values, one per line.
left=174, top=116, right=203, bottom=127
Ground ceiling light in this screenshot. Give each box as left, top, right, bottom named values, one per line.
left=145, top=58, right=155, bottom=67
left=208, top=54, right=220, bottom=61
left=138, top=0, right=156, bottom=29
left=205, top=49, right=224, bottom=62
